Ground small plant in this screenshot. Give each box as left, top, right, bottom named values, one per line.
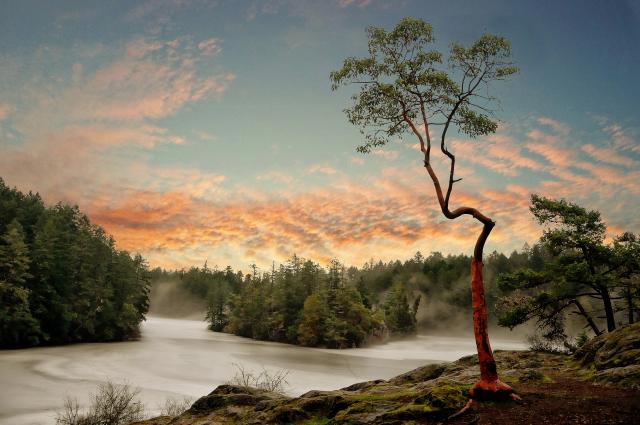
left=527, top=332, right=569, bottom=354
left=575, top=331, right=590, bottom=348
left=227, top=363, right=289, bottom=394
left=159, top=396, right=194, bottom=417
left=56, top=381, right=145, bottom=425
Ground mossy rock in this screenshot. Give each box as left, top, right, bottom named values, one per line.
left=387, top=364, right=445, bottom=385
left=341, top=380, right=385, bottom=391
left=269, top=406, right=311, bottom=423
left=189, top=385, right=283, bottom=414
left=592, top=364, right=640, bottom=389
left=575, top=323, right=640, bottom=369
left=381, top=380, right=468, bottom=421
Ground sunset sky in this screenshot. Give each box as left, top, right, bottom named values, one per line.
left=0, top=0, right=638, bottom=270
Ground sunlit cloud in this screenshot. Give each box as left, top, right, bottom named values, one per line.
left=257, top=171, right=294, bottom=185
left=372, top=149, right=399, bottom=160
left=537, top=116, right=570, bottom=136
left=197, top=38, right=221, bottom=56
left=0, top=103, right=10, bottom=120
left=1, top=4, right=638, bottom=272
left=0, top=32, right=234, bottom=223
left=307, top=164, right=339, bottom=175
left=581, top=144, right=638, bottom=168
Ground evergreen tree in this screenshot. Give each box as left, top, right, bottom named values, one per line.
left=0, top=219, right=32, bottom=285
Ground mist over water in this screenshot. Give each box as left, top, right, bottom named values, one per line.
left=0, top=317, right=526, bottom=425
left=148, top=280, right=207, bottom=320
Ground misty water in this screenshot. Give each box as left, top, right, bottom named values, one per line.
left=0, top=317, right=526, bottom=425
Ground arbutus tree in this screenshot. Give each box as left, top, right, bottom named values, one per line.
left=331, top=18, right=519, bottom=400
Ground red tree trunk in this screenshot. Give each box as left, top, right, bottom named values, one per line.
left=471, top=258, right=499, bottom=384
left=468, top=226, right=516, bottom=400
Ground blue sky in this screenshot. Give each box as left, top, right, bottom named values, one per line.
left=0, top=0, right=638, bottom=269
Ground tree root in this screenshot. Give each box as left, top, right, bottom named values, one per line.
left=440, top=381, right=521, bottom=424
left=469, top=378, right=518, bottom=401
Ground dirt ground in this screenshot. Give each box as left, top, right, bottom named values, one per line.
left=446, top=373, right=640, bottom=425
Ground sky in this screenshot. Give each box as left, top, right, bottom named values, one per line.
left=0, top=0, right=639, bottom=271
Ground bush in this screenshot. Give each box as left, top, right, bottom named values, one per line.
left=159, top=396, right=194, bottom=417
left=227, top=363, right=289, bottom=394
left=56, top=381, right=145, bottom=425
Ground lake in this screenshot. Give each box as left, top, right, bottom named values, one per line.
left=0, top=316, right=526, bottom=424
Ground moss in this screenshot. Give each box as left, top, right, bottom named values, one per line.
left=302, top=417, right=331, bottom=425
left=332, top=400, right=377, bottom=420
left=541, top=374, right=555, bottom=383
left=414, top=380, right=469, bottom=410
left=382, top=403, right=437, bottom=420
left=349, top=387, right=417, bottom=403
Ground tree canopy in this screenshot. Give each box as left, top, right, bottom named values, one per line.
left=0, top=178, right=150, bottom=347
left=497, top=195, right=640, bottom=348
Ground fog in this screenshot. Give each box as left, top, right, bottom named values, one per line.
left=148, top=280, right=207, bottom=320
left=0, top=317, right=526, bottom=425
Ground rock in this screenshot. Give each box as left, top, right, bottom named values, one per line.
left=592, top=364, right=640, bottom=389
left=387, top=364, right=445, bottom=385
left=575, top=323, right=640, bottom=368
left=573, top=322, right=640, bottom=388
left=134, top=336, right=640, bottom=425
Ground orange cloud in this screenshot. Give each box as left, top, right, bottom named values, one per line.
left=75, top=164, right=548, bottom=269
left=581, top=144, right=638, bottom=168
left=526, top=131, right=573, bottom=167
left=537, top=116, right=570, bottom=136
left=0, top=102, right=10, bottom=120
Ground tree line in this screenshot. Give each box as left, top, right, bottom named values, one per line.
left=152, top=195, right=638, bottom=351
left=152, top=257, right=421, bottom=348
left=2, top=173, right=636, bottom=351
left=0, top=178, right=151, bottom=348
left=150, top=245, right=538, bottom=348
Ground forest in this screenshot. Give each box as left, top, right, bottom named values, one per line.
left=2, top=175, right=638, bottom=352
left=0, top=178, right=151, bottom=348
left=150, top=194, right=639, bottom=351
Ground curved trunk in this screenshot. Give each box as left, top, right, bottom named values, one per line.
left=406, top=111, right=515, bottom=399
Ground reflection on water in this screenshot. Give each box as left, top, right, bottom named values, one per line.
left=0, top=316, right=525, bottom=425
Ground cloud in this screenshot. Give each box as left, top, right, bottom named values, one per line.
left=372, top=149, right=399, bottom=160
left=307, top=164, right=339, bottom=175
left=193, top=130, right=217, bottom=141
left=0, top=33, right=234, bottom=227
left=451, top=132, right=542, bottom=177
left=537, top=116, right=570, bottom=136
left=526, top=130, right=573, bottom=167
left=338, top=0, right=373, bottom=8
left=0, top=103, right=11, bottom=120
left=79, top=160, right=569, bottom=270
left=85, top=169, right=486, bottom=268
left=63, top=38, right=234, bottom=123
left=603, top=122, right=638, bottom=153
left=581, top=144, right=638, bottom=168
left=197, top=38, right=221, bottom=55
left=257, top=171, right=294, bottom=184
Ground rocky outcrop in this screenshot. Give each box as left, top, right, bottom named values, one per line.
left=133, top=351, right=566, bottom=425
left=574, top=322, right=640, bottom=389
left=134, top=326, right=640, bottom=424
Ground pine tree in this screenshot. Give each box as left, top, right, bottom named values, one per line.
left=0, top=219, right=32, bottom=286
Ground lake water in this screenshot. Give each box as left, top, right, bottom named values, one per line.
left=0, top=316, right=526, bottom=424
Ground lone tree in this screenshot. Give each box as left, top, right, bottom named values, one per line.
left=497, top=195, right=640, bottom=342
left=331, top=18, right=518, bottom=399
